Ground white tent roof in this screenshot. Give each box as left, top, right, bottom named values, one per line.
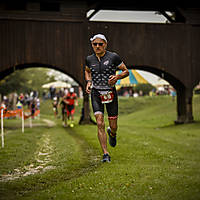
left=42, top=81, right=71, bottom=89
left=152, top=79, right=170, bottom=87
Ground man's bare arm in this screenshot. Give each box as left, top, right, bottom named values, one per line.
left=85, top=66, right=92, bottom=94
left=108, top=62, right=129, bottom=86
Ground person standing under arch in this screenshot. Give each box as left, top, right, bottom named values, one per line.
left=85, top=34, right=129, bottom=162
left=63, top=88, right=78, bottom=127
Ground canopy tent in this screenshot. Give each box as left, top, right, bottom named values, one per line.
left=152, top=78, right=170, bottom=88
left=42, top=81, right=71, bottom=89
left=116, top=69, right=148, bottom=90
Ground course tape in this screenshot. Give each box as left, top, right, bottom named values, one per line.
left=0, top=108, right=40, bottom=120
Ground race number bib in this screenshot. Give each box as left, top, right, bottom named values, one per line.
left=99, top=91, right=114, bottom=104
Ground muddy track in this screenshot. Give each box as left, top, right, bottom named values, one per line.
left=0, top=133, right=55, bottom=182
left=0, top=120, right=101, bottom=199
left=1, top=120, right=99, bottom=182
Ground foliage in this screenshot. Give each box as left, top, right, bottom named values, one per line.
left=194, top=88, right=200, bottom=94
left=0, top=70, right=27, bottom=96
left=134, top=83, right=156, bottom=95
left=0, top=68, right=55, bottom=96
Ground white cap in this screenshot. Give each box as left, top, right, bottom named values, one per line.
left=53, top=97, right=57, bottom=101
left=70, top=88, right=74, bottom=93
left=90, top=34, right=107, bottom=43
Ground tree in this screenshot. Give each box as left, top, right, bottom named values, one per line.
left=0, top=67, right=55, bottom=97
left=0, top=70, right=28, bottom=96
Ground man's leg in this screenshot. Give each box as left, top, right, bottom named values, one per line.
left=107, top=117, right=118, bottom=147
left=108, top=117, right=118, bottom=136
left=106, top=88, right=118, bottom=147
left=91, top=89, right=110, bottom=162
left=71, top=106, right=75, bottom=121
left=63, top=110, right=67, bottom=126
left=95, top=113, right=109, bottom=155
left=61, top=109, right=64, bottom=121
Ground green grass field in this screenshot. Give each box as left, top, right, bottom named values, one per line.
left=0, top=95, right=200, bottom=200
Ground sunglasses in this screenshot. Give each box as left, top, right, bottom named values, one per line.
left=92, top=42, right=104, bottom=46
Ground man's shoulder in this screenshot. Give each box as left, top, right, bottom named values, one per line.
left=86, top=54, right=96, bottom=67
left=86, top=53, right=95, bottom=60
left=106, top=51, right=119, bottom=58
left=106, top=51, right=122, bottom=66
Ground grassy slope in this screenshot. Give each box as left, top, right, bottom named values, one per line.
left=0, top=95, right=200, bottom=200
left=57, top=96, right=200, bottom=200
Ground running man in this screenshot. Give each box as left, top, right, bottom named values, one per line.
left=63, top=88, right=78, bottom=126
left=60, top=97, right=68, bottom=127
left=85, top=34, right=129, bottom=162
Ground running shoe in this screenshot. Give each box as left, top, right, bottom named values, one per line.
left=102, top=153, right=111, bottom=162
left=63, top=122, right=67, bottom=127
left=107, top=127, right=117, bottom=147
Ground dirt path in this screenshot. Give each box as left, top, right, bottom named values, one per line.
left=0, top=119, right=56, bottom=182
left=0, top=119, right=99, bottom=184
left=0, top=132, right=55, bottom=182
left=42, top=119, right=56, bottom=127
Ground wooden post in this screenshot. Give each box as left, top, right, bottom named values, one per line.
left=185, top=88, right=194, bottom=123
left=175, top=87, right=194, bottom=124
left=79, top=17, right=95, bottom=125
left=1, top=108, right=4, bottom=148
left=22, top=109, right=24, bottom=133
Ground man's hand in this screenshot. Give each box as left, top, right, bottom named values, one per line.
left=108, top=75, right=118, bottom=86
left=86, top=82, right=92, bottom=94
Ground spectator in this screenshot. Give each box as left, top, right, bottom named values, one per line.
left=52, top=97, right=59, bottom=118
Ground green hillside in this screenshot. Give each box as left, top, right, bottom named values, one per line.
left=0, top=95, right=200, bottom=200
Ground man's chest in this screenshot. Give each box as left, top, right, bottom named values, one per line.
left=90, top=58, right=115, bottom=73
